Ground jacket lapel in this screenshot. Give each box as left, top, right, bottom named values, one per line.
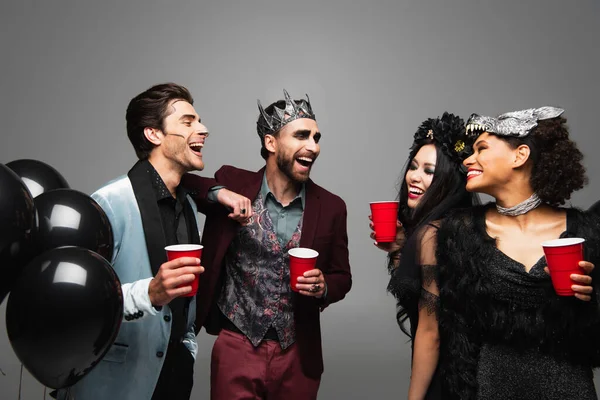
left=294, top=180, right=320, bottom=312
left=127, top=160, right=167, bottom=276
left=299, top=180, right=320, bottom=249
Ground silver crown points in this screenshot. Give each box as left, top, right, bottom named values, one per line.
left=257, top=89, right=316, bottom=138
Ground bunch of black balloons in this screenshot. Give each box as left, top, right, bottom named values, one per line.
left=1, top=160, right=123, bottom=390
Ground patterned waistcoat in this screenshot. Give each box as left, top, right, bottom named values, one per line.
left=218, top=193, right=302, bottom=349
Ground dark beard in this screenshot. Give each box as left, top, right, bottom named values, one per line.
left=276, top=153, right=309, bottom=183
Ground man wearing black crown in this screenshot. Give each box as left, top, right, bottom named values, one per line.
left=183, top=90, right=352, bottom=399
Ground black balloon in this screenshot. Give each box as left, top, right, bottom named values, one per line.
left=6, top=159, right=69, bottom=198
left=0, top=163, right=36, bottom=304
left=34, top=189, right=114, bottom=261
left=6, top=246, right=123, bottom=389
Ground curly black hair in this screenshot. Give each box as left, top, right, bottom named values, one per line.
left=498, top=116, right=587, bottom=206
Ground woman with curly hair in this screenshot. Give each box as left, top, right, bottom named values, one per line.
left=430, top=107, right=600, bottom=399
left=369, top=112, right=477, bottom=399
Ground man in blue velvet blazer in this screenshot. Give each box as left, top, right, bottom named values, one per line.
left=56, top=83, right=248, bottom=400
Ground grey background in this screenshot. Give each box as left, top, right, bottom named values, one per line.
left=1, top=0, right=599, bottom=398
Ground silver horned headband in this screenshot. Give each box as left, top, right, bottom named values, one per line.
left=465, top=106, right=564, bottom=138
left=256, top=89, right=316, bottom=139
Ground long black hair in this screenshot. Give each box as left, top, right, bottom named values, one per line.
left=397, top=142, right=473, bottom=236
left=388, top=112, right=478, bottom=337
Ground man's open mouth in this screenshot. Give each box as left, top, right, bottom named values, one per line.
left=189, top=142, right=203, bottom=154
left=296, top=156, right=314, bottom=167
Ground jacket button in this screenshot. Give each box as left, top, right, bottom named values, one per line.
left=164, top=315, right=171, bottom=322
left=156, top=351, right=164, bottom=358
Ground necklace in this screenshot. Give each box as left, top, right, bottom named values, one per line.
left=496, top=193, right=542, bottom=216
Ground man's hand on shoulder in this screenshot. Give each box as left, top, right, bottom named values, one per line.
left=216, top=188, right=253, bottom=225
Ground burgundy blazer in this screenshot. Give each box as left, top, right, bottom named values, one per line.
left=182, top=165, right=352, bottom=378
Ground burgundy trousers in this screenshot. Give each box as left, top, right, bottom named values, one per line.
left=211, top=329, right=321, bottom=400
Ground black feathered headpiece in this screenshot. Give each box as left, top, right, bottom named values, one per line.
left=411, top=112, right=470, bottom=165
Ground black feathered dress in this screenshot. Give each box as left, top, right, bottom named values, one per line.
left=436, top=205, right=600, bottom=399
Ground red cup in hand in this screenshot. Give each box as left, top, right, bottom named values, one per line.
left=541, top=238, right=585, bottom=296
left=165, top=244, right=203, bottom=297
left=369, top=201, right=399, bottom=243
left=288, top=248, right=319, bottom=292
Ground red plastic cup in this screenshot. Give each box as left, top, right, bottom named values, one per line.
left=165, top=244, right=203, bottom=297
left=288, top=248, right=319, bottom=292
left=541, top=238, right=585, bottom=296
left=370, top=201, right=399, bottom=243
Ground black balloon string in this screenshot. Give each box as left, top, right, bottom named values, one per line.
left=18, top=363, right=23, bottom=400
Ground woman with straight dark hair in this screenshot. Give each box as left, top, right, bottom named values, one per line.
left=370, top=112, right=477, bottom=399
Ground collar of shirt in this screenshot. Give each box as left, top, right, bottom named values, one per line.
left=146, top=160, right=189, bottom=204
left=260, top=172, right=305, bottom=209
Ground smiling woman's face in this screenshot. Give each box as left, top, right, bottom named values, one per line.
left=463, top=132, right=519, bottom=194
left=405, top=144, right=436, bottom=209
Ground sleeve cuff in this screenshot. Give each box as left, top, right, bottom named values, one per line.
left=207, top=186, right=225, bottom=203
left=122, top=278, right=160, bottom=321
left=320, top=284, right=328, bottom=299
